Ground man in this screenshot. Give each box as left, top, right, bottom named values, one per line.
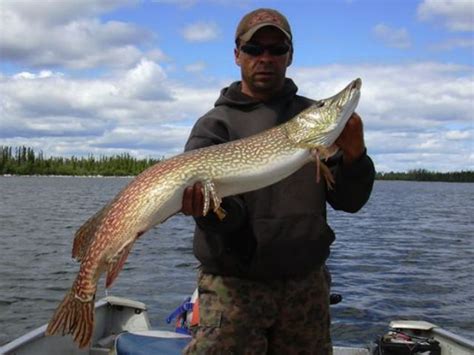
left=181, top=8, right=375, bottom=354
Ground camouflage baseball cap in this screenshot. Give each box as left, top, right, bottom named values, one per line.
left=235, top=8, right=292, bottom=43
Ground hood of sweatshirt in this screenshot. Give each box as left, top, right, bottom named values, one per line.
left=214, top=78, right=299, bottom=109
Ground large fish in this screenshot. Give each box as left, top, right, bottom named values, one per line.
left=45, top=78, right=362, bottom=348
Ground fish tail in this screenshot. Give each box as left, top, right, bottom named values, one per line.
left=45, top=291, right=94, bottom=348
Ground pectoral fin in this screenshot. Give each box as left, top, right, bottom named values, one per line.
left=201, top=179, right=227, bottom=220
left=311, top=148, right=335, bottom=190
left=319, top=161, right=335, bottom=190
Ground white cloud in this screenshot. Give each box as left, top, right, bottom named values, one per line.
left=0, top=0, right=472, bottom=173
left=0, top=59, right=220, bottom=158
left=446, top=130, right=471, bottom=140
left=185, top=61, right=207, bottom=73
left=289, top=62, right=473, bottom=172
left=120, top=58, right=171, bottom=101
left=373, top=23, right=411, bottom=49
left=150, top=0, right=198, bottom=8
left=13, top=71, right=61, bottom=79
left=2, top=60, right=473, bottom=171
left=418, top=0, right=474, bottom=32
left=181, top=22, right=220, bottom=42
left=0, top=0, right=136, bottom=25
left=365, top=131, right=473, bottom=172
left=430, top=37, right=474, bottom=51
left=95, top=125, right=191, bottom=156
left=291, top=62, right=472, bottom=126
left=3, top=59, right=473, bottom=173
left=0, top=0, right=152, bottom=69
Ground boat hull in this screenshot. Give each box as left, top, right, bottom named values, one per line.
left=2, top=297, right=472, bottom=355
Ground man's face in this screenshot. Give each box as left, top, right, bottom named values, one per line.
left=235, top=26, right=292, bottom=100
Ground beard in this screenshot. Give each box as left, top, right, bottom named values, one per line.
left=242, top=65, right=286, bottom=96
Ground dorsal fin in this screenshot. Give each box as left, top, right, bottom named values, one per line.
left=72, top=204, right=111, bottom=261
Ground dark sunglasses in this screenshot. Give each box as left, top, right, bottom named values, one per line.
left=240, top=43, right=291, bottom=57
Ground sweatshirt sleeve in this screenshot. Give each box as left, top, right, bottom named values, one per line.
left=184, top=114, right=248, bottom=233
left=326, top=149, right=376, bottom=213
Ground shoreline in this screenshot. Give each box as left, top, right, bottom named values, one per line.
left=1, top=174, right=135, bottom=178
left=1, top=174, right=473, bottom=183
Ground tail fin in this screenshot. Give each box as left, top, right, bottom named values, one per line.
left=45, top=291, right=94, bottom=348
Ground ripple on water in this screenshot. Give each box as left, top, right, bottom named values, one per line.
left=1, top=178, right=473, bottom=346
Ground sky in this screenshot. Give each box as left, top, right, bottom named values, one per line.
left=0, top=0, right=473, bottom=173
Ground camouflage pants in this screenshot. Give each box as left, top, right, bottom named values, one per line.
left=183, top=267, right=332, bottom=355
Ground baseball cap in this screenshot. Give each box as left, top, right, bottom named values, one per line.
left=235, top=8, right=292, bottom=43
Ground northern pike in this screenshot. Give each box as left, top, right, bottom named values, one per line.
left=46, top=78, right=362, bottom=348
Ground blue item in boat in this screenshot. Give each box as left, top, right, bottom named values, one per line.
left=166, top=296, right=195, bottom=334
left=115, top=332, right=191, bottom=355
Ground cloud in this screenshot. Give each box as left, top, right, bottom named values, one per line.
left=0, top=0, right=137, bottom=25
left=289, top=62, right=473, bottom=172
left=2, top=55, right=473, bottom=172
left=291, top=62, right=472, bottom=125
left=0, top=58, right=220, bottom=158
left=0, top=0, right=152, bottom=69
left=3, top=58, right=473, bottom=173
left=1, top=0, right=472, bottom=174
left=373, top=23, right=411, bottom=49
left=151, top=0, right=198, bottom=8
left=181, top=22, right=220, bottom=42
left=430, top=37, right=474, bottom=51
left=13, top=71, right=61, bottom=80
left=2, top=60, right=473, bottom=171
left=120, top=59, right=171, bottom=101
left=185, top=61, right=207, bottom=73
left=94, top=125, right=191, bottom=155
left=446, top=130, right=471, bottom=140
left=418, top=0, right=474, bottom=32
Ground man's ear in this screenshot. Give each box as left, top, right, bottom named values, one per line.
left=234, top=47, right=241, bottom=66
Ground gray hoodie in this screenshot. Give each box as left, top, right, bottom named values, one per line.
left=184, top=79, right=375, bottom=280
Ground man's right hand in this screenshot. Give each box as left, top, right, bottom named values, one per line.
left=182, top=182, right=205, bottom=217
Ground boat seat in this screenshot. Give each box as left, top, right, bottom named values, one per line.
left=115, top=330, right=191, bottom=355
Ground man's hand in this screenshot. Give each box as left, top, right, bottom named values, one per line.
left=335, top=112, right=366, bottom=165
left=182, top=182, right=205, bottom=217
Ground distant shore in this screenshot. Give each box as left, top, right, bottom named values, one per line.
left=1, top=174, right=134, bottom=178
left=1, top=146, right=473, bottom=182
left=375, top=170, right=473, bottom=183
left=2, top=171, right=473, bottom=183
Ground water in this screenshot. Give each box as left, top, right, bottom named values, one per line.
left=0, top=176, right=473, bottom=347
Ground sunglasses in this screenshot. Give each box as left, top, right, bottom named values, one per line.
left=240, top=43, right=291, bottom=57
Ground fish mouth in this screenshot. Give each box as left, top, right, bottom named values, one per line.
left=352, top=78, right=362, bottom=90
left=344, top=78, right=361, bottom=115
left=339, top=78, right=362, bottom=106
left=321, top=78, right=362, bottom=147
left=337, top=79, right=361, bottom=127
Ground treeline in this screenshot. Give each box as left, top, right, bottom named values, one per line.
left=376, top=169, right=474, bottom=183
left=1, top=146, right=473, bottom=182
left=0, top=146, right=160, bottom=176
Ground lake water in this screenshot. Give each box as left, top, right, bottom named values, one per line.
left=0, top=176, right=473, bottom=347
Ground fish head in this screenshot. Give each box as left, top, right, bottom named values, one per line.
left=285, top=78, right=361, bottom=157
